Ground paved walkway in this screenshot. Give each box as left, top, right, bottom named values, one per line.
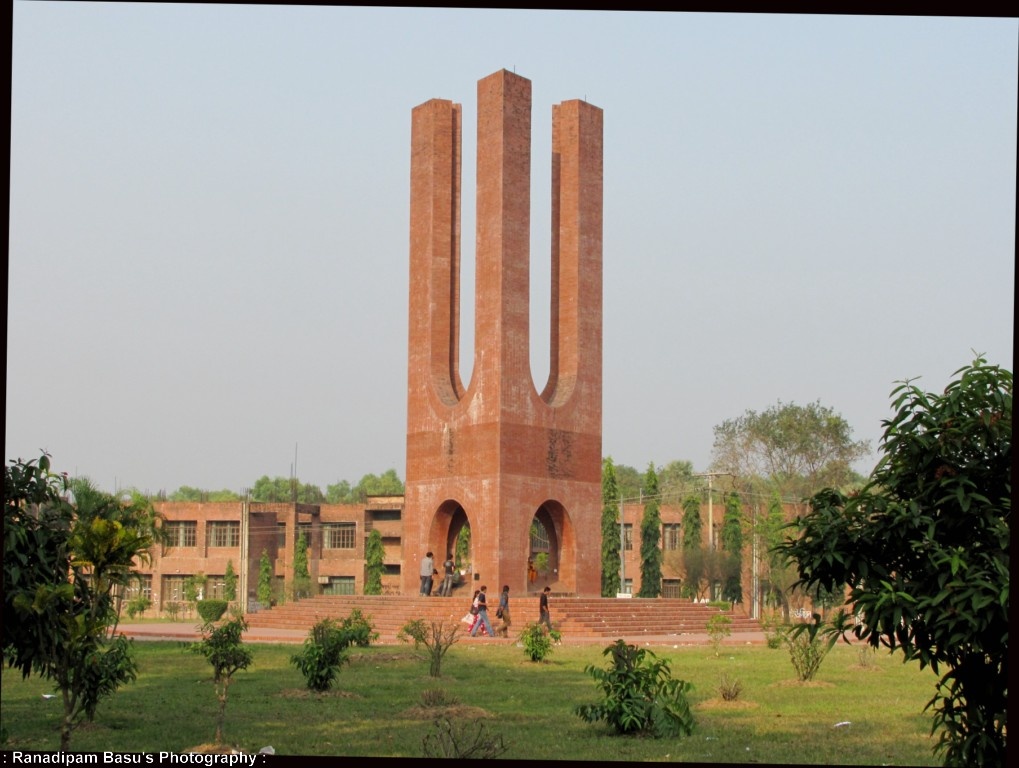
left=116, top=621, right=768, bottom=648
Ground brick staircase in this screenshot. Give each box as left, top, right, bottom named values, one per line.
left=244, top=593, right=760, bottom=643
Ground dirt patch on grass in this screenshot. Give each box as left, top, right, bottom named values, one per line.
left=278, top=688, right=362, bottom=699
left=403, top=704, right=493, bottom=720
left=771, top=679, right=835, bottom=688
left=185, top=743, right=246, bottom=754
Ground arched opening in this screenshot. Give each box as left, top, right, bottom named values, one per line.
left=527, top=503, right=563, bottom=593
left=427, top=500, right=473, bottom=598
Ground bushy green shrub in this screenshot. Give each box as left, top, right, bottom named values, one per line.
left=760, top=614, right=786, bottom=649
left=706, top=613, right=732, bottom=656
left=786, top=623, right=836, bottom=682
left=518, top=622, right=559, bottom=662
left=125, top=596, right=151, bottom=619
left=575, top=639, right=695, bottom=738
left=290, top=618, right=352, bottom=692
left=339, top=608, right=378, bottom=647
left=196, top=599, right=228, bottom=624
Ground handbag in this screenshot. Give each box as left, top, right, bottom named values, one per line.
left=495, top=608, right=504, bottom=619
left=470, top=605, right=479, bottom=616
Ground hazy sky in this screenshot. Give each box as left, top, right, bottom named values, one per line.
left=7, top=4, right=1016, bottom=496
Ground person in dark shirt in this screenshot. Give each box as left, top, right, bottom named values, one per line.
left=440, top=553, right=456, bottom=596
left=539, top=586, right=552, bottom=631
left=496, top=585, right=511, bottom=637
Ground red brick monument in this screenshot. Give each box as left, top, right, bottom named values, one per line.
left=403, top=70, right=603, bottom=597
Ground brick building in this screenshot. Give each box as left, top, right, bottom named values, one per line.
left=130, top=496, right=796, bottom=619
left=132, top=496, right=405, bottom=613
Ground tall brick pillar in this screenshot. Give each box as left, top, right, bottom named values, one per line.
left=404, top=70, right=603, bottom=597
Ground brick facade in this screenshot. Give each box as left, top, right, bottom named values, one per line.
left=403, top=70, right=604, bottom=597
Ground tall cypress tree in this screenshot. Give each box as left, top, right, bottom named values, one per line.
left=600, top=457, right=621, bottom=597
left=720, top=492, right=744, bottom=604
left=257, top=550, right=273, bottom=607
left=363, top=529, right=384, bottom=595
left=681, top=494, right=704, bottom=599
left=637, top=463, right=663, bottom=597
left=223, top=560, right=237, bottom=602
left=293, top=530, right=311, bottom=599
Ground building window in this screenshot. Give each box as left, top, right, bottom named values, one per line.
left=324, top=523, right=356, bottom=550
left=276, top=523, right=287, bottom=549
left=530, top=521, right=550, bottom=552
left=205, top=576, right=226, bottom=600
left=126, top=574, right=152, bottom=601
left=623, top=524, right=633, bottom=551
left=323, top=576, right=355, bottom=595
left=622, top=578, right=633, bottom=595
left=164, top=521, right=197, bottom=548
left=383, top=564, right=401, bottom=575
left=662, top=579, right=681, bottom=598
left=663, top=524, right=681, bottom=551
left=207, top=521, right=240, bottom=548
left=162, top=575, right=187, bottom=605
left=371, top=509, right=401, bottom=521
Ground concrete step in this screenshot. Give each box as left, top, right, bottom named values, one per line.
left=245, top=595, right=761, bottom=642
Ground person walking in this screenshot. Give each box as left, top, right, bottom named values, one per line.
left=419, top=551, right=434, bottom=596
left=463, top=589, right=484, bottom=635
left=440, top=553, right=456, bottom=596
left=470, top=585, right=495, bottom=637
left=496, top=585, right=511, bottom=637
left=539, top=586, right=553, bottom=631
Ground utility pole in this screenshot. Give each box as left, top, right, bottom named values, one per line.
left=694, top=472, right=731, bottom=551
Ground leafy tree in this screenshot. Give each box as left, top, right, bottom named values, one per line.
left=575, top=640, right=695, bottom=738
left=190, top=618, right=252, bottom=745
left=3, top=464, right=161, bottom=750
left=167, top=486, right=239, bottom=502
left=256, top=550, right=273, bottom=607
left=354, top=469, right=405, bottom=500
left=3, top=454, right=72, bottom=678
left=680, top=494, right=703, bottom=599
left=364, top=529, right=384, bottom=595
left=711, top=400, right=869, bottom=500
left=778, top=357, right=1010, bottom=766
left=325, top=479, right=353, bottom=504
left=637, top=463, right=662, bottom=598
left=292, top=531, right=311, bottom=600
left=600, top=458, right=621, bottom=597
left=612, top=463, right=643, bottom=502
left=326, top=470, right=405, bottom=504
left=455, top=525, right=471, bottom=573
left=719, top=492, right=743, bottom=604
left=290, top=618, right=353, bottom=692
left=223, top=560, right=238, bottom=603
left=250, top=475, right=324, bottom=504
left=656, top=459, right=697, bottom=504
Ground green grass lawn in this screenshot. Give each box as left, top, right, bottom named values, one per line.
left=1, top=639, right=939, bottom=764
